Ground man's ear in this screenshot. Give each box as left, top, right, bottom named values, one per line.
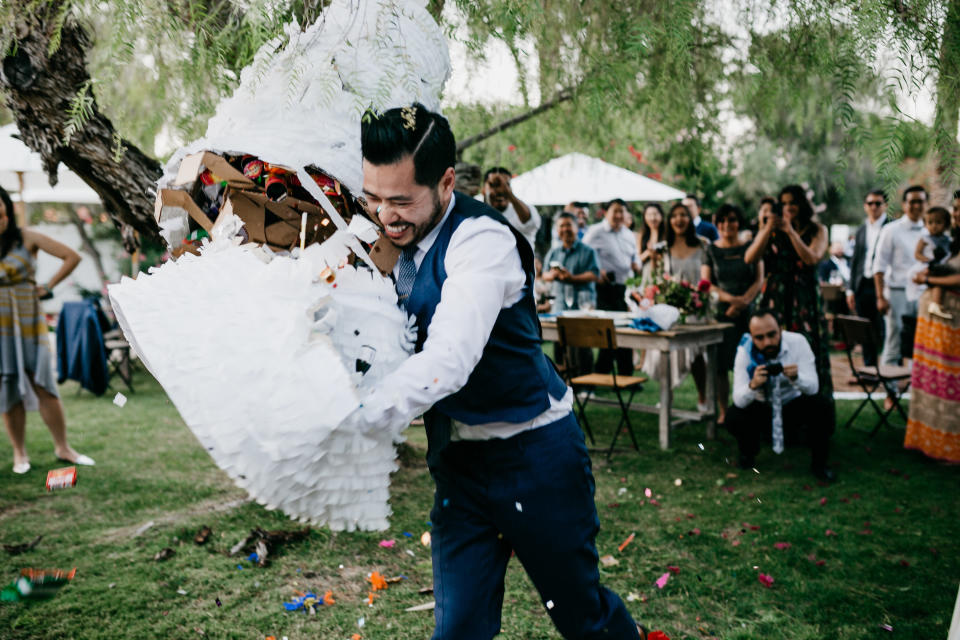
left=439, top=166, right=456, bottom=198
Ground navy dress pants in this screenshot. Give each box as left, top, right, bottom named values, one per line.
left=428, top=412, right=640, bottom=640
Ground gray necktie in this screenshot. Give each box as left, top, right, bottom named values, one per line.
left=768, top=375, right=784, bottom=454
left=396, top=245, right=418, bottom=308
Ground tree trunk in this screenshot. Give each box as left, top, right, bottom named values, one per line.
left=66, top=210, right=108, bottom=287
left=0, top=6, right=163, bottom=251
left=932, top=0, right=960, bottom=203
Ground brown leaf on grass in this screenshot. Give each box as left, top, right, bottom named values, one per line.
left=3, top=534, right=42, bottom=555
left=194, top=526, right=212, bottom=545
left=154, top=547, right=175, bottom=562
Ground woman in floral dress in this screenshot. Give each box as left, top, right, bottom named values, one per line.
left=745, top=185, right=834, bottom=414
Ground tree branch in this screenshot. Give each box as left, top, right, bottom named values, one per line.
left=0, top=4, right=162, bottom=251
left=456, top=87, right=574, bottom=157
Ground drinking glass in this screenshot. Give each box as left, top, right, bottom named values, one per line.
left=563, top=285, right=575, bottom=310
left=578, top=290, right=596, bottom=311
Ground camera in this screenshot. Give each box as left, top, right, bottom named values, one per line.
left=765, top=362, right=783, bottom=376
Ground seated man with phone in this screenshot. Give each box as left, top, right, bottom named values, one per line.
left=726, top=309, right=836, bottom=481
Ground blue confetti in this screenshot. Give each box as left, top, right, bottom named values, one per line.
left=248, top=552, right=259, bottom=562
left=442, top=498, right=449, bottom=507
left=403, top=532, right=413, bottom=538
left=237, top=565, right=244, bottom=571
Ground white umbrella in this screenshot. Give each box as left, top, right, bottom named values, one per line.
left=0, top=124, right=101, bottom=204
left=510, top=152, right=686, bottom=206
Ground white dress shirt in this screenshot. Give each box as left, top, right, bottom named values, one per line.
left=581, top=220, right=640, bottom=284
left=498, top=200, right=541, bottom=250
left=732, top=330, right=819, bottom=409
left=366, top=194, right=571, bottom=440
left=873, top=215, right=924, bottom=289
left=862, top=213, right=888, bottom=279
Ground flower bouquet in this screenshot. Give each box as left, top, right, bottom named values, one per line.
left=627, top=274, right=712, bottom=324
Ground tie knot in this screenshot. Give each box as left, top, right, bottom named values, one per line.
left=402, top=245, right=418, bottom=260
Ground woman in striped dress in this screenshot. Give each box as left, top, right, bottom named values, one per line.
left=0, top=186, right=92, bottom=474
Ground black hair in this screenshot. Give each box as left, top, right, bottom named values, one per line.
left=606, top=198, right=628, bottom=209
left=684, top=193, right=700, bottom=208
left=714, top=202, right=745, bottom=227
left=360, top=103, right=456, bottom=188
left=954, top=189, right=960, bottom=200
left=0, top=185, right=22, bottom=258
left=865, top=189, right=887, bottom=203
left=778, top=184, right=815, bottom=230
left=483, top=166, right=512, bottom=182
left=640, top=202, right=665, bottom=253
left=926, top=206, right=950, bottom=226
left=903, top=185, right=928, bottom=202
left=749, top=307, right=780, bottom=326
left=666, top=202, right=699, bottom=248
left=555, top=211, right=577, bottom=225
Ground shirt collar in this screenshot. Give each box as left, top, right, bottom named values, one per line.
left=693, top=215, right=702, bottom=227
left=412, top=193, right=456, bottom=258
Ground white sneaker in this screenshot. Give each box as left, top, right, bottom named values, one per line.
left=697, top=402, right=709, bottom=414
left=12, top=461, right=30, bottom=474
left=929, top=302, right=953, bottom=320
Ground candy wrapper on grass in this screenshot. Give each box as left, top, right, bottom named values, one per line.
left=1, top=568, right=76, bottom=602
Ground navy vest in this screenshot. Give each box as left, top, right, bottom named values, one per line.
left=406, top=193, right=567, bottom=462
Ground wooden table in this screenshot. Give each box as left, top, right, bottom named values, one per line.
left=541, top=319, right=732, bottom=450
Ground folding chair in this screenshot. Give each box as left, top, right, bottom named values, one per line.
left=556, top=317, right=646, bottom=457
left=836, top=314, right=911, bottom=435
left=103, top=328, right=135, bottom=393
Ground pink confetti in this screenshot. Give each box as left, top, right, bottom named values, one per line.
left=816, top=560, right=826, bottom=566
left=667, top=566, right=680, bottom=575
left=880, top=624, right=893, bottom=631
left=378, top=539, right=396, bottom=548
left=655, top=572, right=670, bottom=589
left=825, top=529, right=837, bottom=536
left=721, top=486, right=736, bottom=493
left=819, top=497, right=827, bottom=506
left=757, top=573, right=774, bottom=588
left=689, top=528, right=701, bottom=536
left=686, top=513, right=696, bottom=519
left=731, top=539, right=742, bottom=546
left=644, top=488, right=652, bottom=498
left=774, top=542, right=792, bottom=550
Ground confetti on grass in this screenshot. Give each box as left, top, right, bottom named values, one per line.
left=655, top=572, right=670, bottom=589
left=113, top=392, right=127, bottom=407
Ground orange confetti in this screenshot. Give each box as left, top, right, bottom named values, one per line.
left=618, top=532, right=636, bottom=552
left=352, top=635, right=362, bottom=640
left=367, top=591, right=376, bottom=605
left=323, top=590, right=335, bottom=605
left=368, top=571, right=388, bottom=591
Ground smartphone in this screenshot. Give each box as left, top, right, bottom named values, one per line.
left=549, top=261, right=564, bottom=270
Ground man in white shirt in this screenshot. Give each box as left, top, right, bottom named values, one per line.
left=482, top=166, right=541, bottom=250
left=358, top=105, right=648, bottom=640
left=582, top=198, right=641, bottom=374
left=873, top=185, right=927, bottom=365
left=726, top=309, right=835, bottom=481
left=845, top=190, right=890, bottom=366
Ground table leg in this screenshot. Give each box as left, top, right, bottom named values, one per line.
left=705, top=343, right=717, bottom=440
left=659, top=349, right=672, bottom=450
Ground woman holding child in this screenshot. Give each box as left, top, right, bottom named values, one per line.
left=906, top=194, right=960, bottom=463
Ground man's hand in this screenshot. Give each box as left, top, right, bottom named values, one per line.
left=783, top=364, right=799, bottom=381
left=913, top=268, right=929, bottom=285
left=552, top=266, right=571, bottom=282
left=749, top=365, right=769, bottom=390
left=846, top=293, right=856, bottom=312
left=877, top=295, right=890, bottom=314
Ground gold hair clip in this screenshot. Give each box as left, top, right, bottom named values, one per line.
left=401, top=106, right=417, bottom=130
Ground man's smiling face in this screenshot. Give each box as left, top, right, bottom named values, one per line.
left=362, top=155, right=454, bottom=248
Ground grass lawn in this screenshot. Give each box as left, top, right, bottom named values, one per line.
left=1, top=372, right=958, bottom=640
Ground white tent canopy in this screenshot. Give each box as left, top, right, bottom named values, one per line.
left=0, top=124, right=101, bottom=204
left=510, top=152, right=686, bottom=206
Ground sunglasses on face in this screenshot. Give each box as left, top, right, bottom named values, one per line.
left=865, top=201, right=884, bottom=207
left=907, top=199, right=925, bottom=205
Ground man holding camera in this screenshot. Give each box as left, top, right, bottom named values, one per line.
left=725, top=309, right=835, bottom=481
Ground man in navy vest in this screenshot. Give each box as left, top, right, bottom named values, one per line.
left=358, top=104, right=648, bottom=639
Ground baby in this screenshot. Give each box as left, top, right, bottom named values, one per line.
left=914, top=206, right=954, bottom=319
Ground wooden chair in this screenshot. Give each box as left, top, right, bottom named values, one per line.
left=556, top=317, right=647, bottom=457
left=836, top=314, right=911, bottom=435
